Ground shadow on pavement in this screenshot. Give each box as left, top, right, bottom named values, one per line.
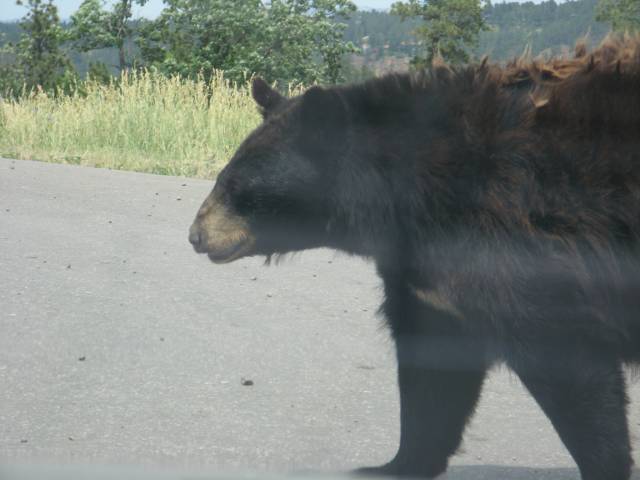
left=444, top=465, right=640, bottom=480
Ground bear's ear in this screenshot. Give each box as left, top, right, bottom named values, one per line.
left=252, top=77, right=284, bottom=116
left=300, top=86, right=347, bottom=130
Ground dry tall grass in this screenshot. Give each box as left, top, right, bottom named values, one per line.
left=0, top=70, right=273, bottom=178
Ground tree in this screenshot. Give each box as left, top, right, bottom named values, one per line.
left=0, top=40, right=22, bottom=95
left=136, top=0, right=358, bottom=85
left=596, top=0, right=640, bottom=31
left=13, top=0, right=73, bottom=91
left=391, top=0, right=487, bottom=66
left=68, top=0, right=148, bottom=72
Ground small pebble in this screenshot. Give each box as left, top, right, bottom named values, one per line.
left=250, top=276, right=257, bottom=281
left=66, top=264, right=71, bottom=269
left=241, top=378, right=254, bottom=386
left=159, top=337, right=165, bottom=342
left=78, top=356, right=86, bottom=362
left=20, top=439, right=27, bottom=444
left=68, top=437, right=74, bottom=441
left=176, top=197, right=182, bottom=201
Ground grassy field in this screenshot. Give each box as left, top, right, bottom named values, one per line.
left=0, top=71, right=273, bottom=179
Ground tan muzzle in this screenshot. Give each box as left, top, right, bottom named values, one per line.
left=189, top=195, right=256, bottom=263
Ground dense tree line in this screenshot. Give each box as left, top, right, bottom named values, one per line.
left=0, top=0, right=632, bottom=94
left=0, top=0, right=359, bottom=94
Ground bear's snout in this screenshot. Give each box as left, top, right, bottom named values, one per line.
left=189, top=196, right=256, bottom=263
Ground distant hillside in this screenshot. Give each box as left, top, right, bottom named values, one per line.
left=343, top=10, right=421, bottom=59
left=479, top=0, right=609, bottom=59
left=343, top=0, right=611, bottom=75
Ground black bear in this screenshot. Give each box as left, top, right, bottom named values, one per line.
left=189, top=36, right=640, bottom=480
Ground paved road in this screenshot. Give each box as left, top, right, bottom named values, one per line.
left=1, top=158, right=639, bottom=480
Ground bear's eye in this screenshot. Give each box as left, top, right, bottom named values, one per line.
left=221, top=175, right=238, bottom=198
left=225, top=175, right=261, bottom=213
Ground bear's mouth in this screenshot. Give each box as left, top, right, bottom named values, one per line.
left=206, top=238, right=254, bottom=264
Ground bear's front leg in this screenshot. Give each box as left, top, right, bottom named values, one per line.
left=387, top=355, right=486, bottom=478
left=357, top=283, right=488, bottom=478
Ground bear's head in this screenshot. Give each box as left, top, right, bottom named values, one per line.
left=189, top=78, right=349, bottom=263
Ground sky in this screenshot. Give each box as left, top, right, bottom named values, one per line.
left=0, top=0, right=399, bottom=21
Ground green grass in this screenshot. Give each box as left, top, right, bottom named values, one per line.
left=0, top=70, right=274, bottom=178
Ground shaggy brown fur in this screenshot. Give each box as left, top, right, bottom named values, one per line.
left=502, top=35, right=640, bottom=133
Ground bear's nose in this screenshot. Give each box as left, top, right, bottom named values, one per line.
left=189, top=226, right=204, bottom=251
left=189, top=230, right=200, bottom=246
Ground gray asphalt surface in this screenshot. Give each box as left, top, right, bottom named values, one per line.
left=1, top=157, right=639, bottom=480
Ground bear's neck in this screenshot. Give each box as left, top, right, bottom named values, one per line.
left=327, top=71, right=533, bottom=271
